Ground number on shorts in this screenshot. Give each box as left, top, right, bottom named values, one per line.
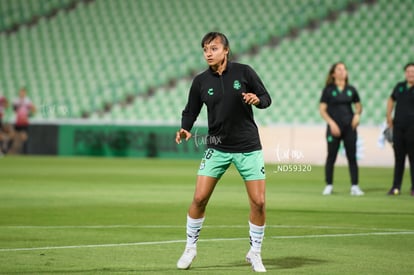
left=204, top=149, right=214, bottom=159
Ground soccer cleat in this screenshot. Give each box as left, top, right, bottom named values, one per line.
left=246, top=250, right=266, bottom=272
left=177, top=247, right=197, bottom=270
left=350, top=185, right=364, bottom=196
left=322, top=185, right=333, bottom=195
left=387, top=188, right=400, bottom=196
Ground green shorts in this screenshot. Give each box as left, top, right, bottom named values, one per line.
left=197, top=149, right=266, bottom=181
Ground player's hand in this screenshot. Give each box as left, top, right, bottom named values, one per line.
left=351, top=114, right=360, bottom=130
left=175, top=128, right=192, bottom=144
left=242, top=92, right=260, bottom=106
left=329, top=121, right=341, bottom=137
left=386, top=117, right=393, bottom=129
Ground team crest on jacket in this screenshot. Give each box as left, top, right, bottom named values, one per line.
left=207, top=88, right=214, bottom=95
left=233, top=80, right=241, bottom=90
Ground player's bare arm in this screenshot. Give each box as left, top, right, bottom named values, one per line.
left=351, top=102, right=362, bottom=129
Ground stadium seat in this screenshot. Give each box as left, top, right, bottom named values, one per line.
left=0, top=0, right=410, bottom=126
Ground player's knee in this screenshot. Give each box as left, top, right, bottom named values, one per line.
left=192, top=195, right=209, bottom=209
left=251, top=197, right=265, bottom=212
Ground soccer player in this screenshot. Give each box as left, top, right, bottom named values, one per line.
left=11, top=87, right=36, bottom=154
left=319, top=62, right=364, bottom=196
left=386, top=62, right=414, bottom=196
left=175, top=32, right=272, bottom=272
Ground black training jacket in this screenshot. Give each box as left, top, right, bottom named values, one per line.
left=391, top=81, right=414, bottom=128
left=181, top=62, right=272, bottom=153
left=319, top=84, right=360, bottom=128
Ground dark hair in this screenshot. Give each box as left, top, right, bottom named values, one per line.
left=201, top=32, right=230, bottom=57
left=404, top=62, right=414, bottom=70
left=325, top=62, right=348, bottom=86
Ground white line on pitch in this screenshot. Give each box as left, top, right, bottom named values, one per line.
left=0, top=224, right=411, bottom=232
left=1, top=231, right=413, bottom=252
left=269, top=231, right=414, bottom=239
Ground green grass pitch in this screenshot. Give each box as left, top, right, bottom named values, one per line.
left=0, top=156, right=413, bottom=274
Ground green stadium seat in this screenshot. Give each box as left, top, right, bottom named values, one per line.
left=0, top=0, right=409, bottom=126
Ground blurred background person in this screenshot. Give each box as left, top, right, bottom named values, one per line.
left=386, top=62, right=414, bottom=196
left=10, top=87, right=36, bottom=154
left=0, top=93, right=10, bottom=155
left=319, top=62, right=364, bottom=196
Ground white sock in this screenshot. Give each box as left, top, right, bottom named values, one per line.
left=186, top=215, right=205, bottom=248
left=249, top=221, right=265, bottom=253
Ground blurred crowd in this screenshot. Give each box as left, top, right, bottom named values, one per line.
left=0, top=87, right=36, bottom=156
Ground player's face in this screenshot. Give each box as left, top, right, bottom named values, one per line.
left=405, top=65, right=414, bottom=85
left=203, top=37, right=229, bottom=67
left=332, top=63, right=347, bottom=82
left=19, top=89, right=27, bottom=98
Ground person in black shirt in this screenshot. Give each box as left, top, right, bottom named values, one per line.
left=319, top=62, right=364, bottom=196
left=175, top=32, right=271, bottom=272
left=386, top=62, right=414, bottom=196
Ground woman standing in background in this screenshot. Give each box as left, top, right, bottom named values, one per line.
left=319, top=62, right=364, bottom=196
left=386, top=62, right=414, bottom=196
